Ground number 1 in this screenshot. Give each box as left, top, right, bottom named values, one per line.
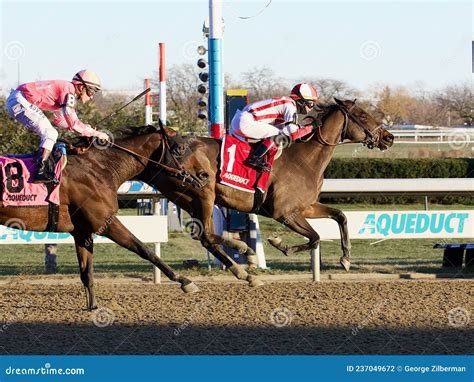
left=226, top=144, right=237, bottom=172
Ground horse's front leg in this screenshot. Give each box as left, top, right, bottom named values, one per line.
left=103, top=217, right=199, bottom=293
left=302, top=202, right=351, bottom=271
left=72, top=230, right=97, bottom=310
left=192, top=200, right=263, bottom=287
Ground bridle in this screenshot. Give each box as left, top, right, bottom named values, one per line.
left=315, top=102, right=384, bottom=148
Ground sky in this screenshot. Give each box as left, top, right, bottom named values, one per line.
left=0, top=0, right=472, bottom=93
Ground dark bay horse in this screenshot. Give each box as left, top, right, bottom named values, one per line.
left=0, top=127, right=199, bottom=310
left=137, top=99, right=394, bottom=282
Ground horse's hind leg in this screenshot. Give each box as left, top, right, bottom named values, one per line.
left=207, top=234, right=259, bottom=269
left=268, top=213, right=320, bottom=256
left=302, top=202, right=351, bottom=271
left=72, top=231, right=97, bottom=310
left=201, top=234, right=263, bottom=287
left=192, top=204, right=263, bottom=287
left=104, top=218, right=199, bottom=293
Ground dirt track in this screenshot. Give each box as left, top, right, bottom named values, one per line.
left=0, top=278, right=472, bottom=355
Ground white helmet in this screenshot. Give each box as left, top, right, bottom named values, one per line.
left=72, top=69, right=101, bottom=93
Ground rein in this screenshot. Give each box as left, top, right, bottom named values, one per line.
left=110, top=141, right=181, bottom=175
left=314, top=107, right=349, bottom=147
left=112, top=135, right=205, bottom=188
left=79, top=131, right=205, bottom=188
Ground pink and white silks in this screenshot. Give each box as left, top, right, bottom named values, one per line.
left=6, top=80, right=103, bottom=151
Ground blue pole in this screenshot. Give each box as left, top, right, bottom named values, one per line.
left=208, top=0, right=224, bottom=138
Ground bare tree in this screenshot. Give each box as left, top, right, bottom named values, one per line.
left=155, top=63, right=207, bottom=134
left=239, top=67, right=288, bottom=102
left=301, top=78, right=359, bottom=103
left=435, top=83, right=472, bottom=126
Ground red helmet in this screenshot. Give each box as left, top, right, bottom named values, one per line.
left=290, top=83, right=319, bottom=102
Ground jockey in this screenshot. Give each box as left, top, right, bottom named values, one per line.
left=5, top=69, right=109, bottom=183
left=230, top=83, right=319, bottom=172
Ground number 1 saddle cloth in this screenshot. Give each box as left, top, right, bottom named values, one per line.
left=218, top=134, right=278, bottom=193
left=0, top=147, right=64, bottom=208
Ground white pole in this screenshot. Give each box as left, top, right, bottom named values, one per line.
left=153, top=199, right=161, bottom=284
left=249, top=214, right=266, bottom=269
left=311, top=247, right=320, bottom=282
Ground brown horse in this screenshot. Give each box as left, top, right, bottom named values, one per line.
left=0, top=127, right=200, bottom=310
left=137, top=99, right=394, bottom=282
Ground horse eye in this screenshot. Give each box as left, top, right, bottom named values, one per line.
left=360, top=114, right=367, bottom=121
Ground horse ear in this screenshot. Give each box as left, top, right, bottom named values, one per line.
left=334, top=97, right=343, bottom=105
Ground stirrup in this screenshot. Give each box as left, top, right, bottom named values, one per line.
left=32, top=162, right=54, bottom=184
left=244, top=158, right=271, bottom=172
left=32, top=173, right=55, bottom=184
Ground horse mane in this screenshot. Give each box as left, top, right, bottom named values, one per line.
left=315, top=103, right=340, bottom=119
left=115, top=125, right=158, bottom=138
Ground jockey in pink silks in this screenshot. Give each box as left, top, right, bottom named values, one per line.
left=6, top=69, right=109, bottom=183
left=230, top=83, right=319, bottom=172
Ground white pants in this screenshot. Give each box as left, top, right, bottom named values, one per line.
left=6, top=89, right=58, bottom=151
left=231, top=110, right=280, bottom=140
left=230, top=110, right=298, bottom=140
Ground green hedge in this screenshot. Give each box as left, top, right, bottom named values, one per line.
left=322, top=158, right=474, bottom=205
left=325, top=158, right=474, bottom=179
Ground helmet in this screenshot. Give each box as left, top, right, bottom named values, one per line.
left=290, top=83, right=319, bottom=102
left=72, top=69, right=101, bottom=93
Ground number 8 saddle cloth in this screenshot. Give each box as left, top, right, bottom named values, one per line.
left=0, top=146, right=64, bottom=208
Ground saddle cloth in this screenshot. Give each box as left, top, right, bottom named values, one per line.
left=218, top=134, right=277, bottom=193
left=0, top=150, right=63, bottom=207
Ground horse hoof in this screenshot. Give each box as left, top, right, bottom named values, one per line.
left=268, top=234, right=282, bottom=247
left=246, top=255, right=258, bottom=268
left=340, top=257, right=351, bottom=272
left=229, top=264, right=248, bottom=280
left=247, top=275, right=264, bottom=288
left=181, top=281, right=199, bottom=294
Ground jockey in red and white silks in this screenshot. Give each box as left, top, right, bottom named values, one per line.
left=6, top=69, right=109, bottom=182
left=230, top=83, right=319, bottom=172
left=231, top=96, right=300, bottom=140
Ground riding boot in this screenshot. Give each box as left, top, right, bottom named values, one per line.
left=33, top=149, right=53, bottom=184
left=244, top=138, right=275, bottom=172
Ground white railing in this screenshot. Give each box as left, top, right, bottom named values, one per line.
left=388, top=128, right=474, bottom=144
left=117, top=178, right=474, bottom=198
